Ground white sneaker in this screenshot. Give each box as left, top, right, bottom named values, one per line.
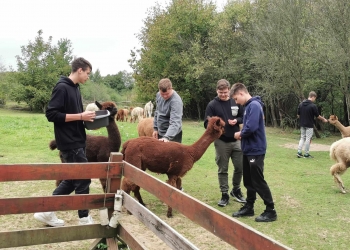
left=34, top=212, right=64, bottom=227
left=79, top=215, right=94, bottom=225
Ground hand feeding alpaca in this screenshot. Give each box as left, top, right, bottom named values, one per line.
left=329, top=137, right=350, bottom=194
left=328, top=115, right=350, bottom=138
left=50, top=101, right=121, bottom=192
left=121, top=116, right=225, bottom=217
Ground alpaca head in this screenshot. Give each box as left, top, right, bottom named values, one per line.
left=95, top=101, right=118, bottom=120
left=207, top=116, right=225, bottom=137
left=329, top=115, right=338, bottom=125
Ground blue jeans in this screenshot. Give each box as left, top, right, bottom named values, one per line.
left=53, top=148, right=91, bottom=218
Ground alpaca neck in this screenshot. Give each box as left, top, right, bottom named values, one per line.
left=191, top=129, right=220, bottom=162
left=107, top=119, right=121, bottom=152
left=334, top=121, right=346, bottom=133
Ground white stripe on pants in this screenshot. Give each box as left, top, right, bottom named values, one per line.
left=297, top=127, right=313, bottom=154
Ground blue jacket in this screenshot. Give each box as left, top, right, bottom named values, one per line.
left=240, top=96, right=266, bottom=155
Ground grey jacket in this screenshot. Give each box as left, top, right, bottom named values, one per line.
left=153, top=90, right=183, bottom=141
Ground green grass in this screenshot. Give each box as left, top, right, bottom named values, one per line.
left=0, top=107, right=348, bottom=249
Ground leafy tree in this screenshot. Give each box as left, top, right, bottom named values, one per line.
left=14, top=30, right=73, bottom=112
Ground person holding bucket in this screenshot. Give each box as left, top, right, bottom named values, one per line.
left=204, top=79, right=245, bottom=207
left=34, top=57, right=96, bottom=227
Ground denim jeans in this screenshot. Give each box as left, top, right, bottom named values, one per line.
left=53, top=148, right=91, bottom=218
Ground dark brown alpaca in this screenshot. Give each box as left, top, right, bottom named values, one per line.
left=50, top=101, right=121, bottom=192
left=121, top=116, right=225, bottom=217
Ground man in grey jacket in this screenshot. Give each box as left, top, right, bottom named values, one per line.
left=153, top=78, right=183, bottom=142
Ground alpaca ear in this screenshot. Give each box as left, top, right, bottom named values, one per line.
left=95, top=101, right=102, bottom=110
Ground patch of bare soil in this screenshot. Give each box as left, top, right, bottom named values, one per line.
left=120, top=211, right=234, bottom=250
left=282, top=143, right=330, bottom=151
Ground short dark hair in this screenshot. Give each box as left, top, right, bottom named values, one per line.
left=71, top=57, right=92, bottom=73
left=230, top=82, right=248, bottom=96
left=216, top=79, right=230, bottom=90
left=309, top=91, right=317, bottom=98
left=158, top=78, right=172, bottom=92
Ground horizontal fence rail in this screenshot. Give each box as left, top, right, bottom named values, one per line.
left=123, top=160, right=292, bottom=250
left=0, top=152, right=292, bottom=250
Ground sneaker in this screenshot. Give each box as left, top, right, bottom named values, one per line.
left=217, top=193, right=229, bottom=207
left=255, top=209, right=277, bottom=222
left=232, top=203, right=254, bottom=217
left=297, top=152, right=303, bottom=158
left=79, top=215, right=94, bottom=225
left=230, top=188, right=246, bottom=203
left=34, top=212, right=64, bottom=227
left=303, top=153, right=314, bottom=158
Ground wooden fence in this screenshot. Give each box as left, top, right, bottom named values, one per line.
left=0, top=152, right=292, bottom=249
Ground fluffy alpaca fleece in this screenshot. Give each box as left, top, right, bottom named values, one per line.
left=85, top=102, right=100, bottom=112
left=137, top=117, right=154, bottom=137
left=143, top=101, right=154, bottom=118
left=328, top=115, right=350, bottom=138
left=130, top=107, right=144, bottom=123
left=50, top=101, right=121, bottom=192
left=121, top=116, right=225, bottom=217
left=329, top=137, right=350, bottom=193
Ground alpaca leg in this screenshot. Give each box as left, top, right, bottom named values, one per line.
left=99, top=178, right=107, bottom=192
left=165, top=176, right=178, bottom=218
left=330, top=163, right=347, bottom=193
left=176, top=177, right=182, bottom=190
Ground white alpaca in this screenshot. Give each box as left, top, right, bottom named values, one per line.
left=329, top=137, right=350, bottom=193
left=85, top=103, right=100, bottom=112
left=144, top=101, right=154, bottom=118
left=130, top=107, right=144, bottom=123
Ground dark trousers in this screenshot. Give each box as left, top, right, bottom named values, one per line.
left=159, top=130, right=182, bottom=143
left=53, top=148, right=91, bottom=218
left=243, top=154, right=274, bottom=209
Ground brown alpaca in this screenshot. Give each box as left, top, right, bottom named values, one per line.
left=121, top=116, right=225, bottom=217
left=50, top=101, right=121, bottom=192
left=330, top=137, right=350, bottom=194
left=137, top=117, right=154, bottom=137
left=123, top=109, right=129, bottom=122
left=328, top=115, right=350, bottom=138
left=116, top=109, right=125, bottom=122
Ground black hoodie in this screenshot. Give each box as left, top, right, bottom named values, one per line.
left=204, top=96, right=243, bottom=142
left=46, top=76, right=86, bottom=151
left=297, top=99, right=320, bottom=128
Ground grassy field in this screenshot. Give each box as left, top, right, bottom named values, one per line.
left=0, top=105, right=348, bottom=250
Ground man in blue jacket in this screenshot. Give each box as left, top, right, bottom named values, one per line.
left=34, top=57, right=96, bottom=227
left=230, top=82, right=277, bottom=222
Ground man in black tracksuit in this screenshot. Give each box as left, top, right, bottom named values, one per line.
left=34, top=57, right=96, bottom=227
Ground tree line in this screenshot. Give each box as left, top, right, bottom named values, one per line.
left=130, top=0, right=350, bottom=127
left=0, top=30, right=134, bottom=112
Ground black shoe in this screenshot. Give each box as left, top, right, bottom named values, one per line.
left=297, top=152, right=303, bottom=158
left=232, top=204, right=254, bottom=217
left=303, top=153, right=314, bottom=159
left=230, top=188, right=246, bottom=203
left=218, top=193, right=229, bottom=207
left=255, top=209, right=277, bottom=222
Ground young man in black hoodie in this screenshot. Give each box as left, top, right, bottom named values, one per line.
left=34, top=57, right=96, bottom=227
left=204, top=79, right=245, bottom=207
left=297, top=91, right=328, bottom=158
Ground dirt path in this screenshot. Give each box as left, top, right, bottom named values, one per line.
left=282, top=143, right=330, bottom=151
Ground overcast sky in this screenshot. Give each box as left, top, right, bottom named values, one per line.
left=0, top=0, right=227, bottom=76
